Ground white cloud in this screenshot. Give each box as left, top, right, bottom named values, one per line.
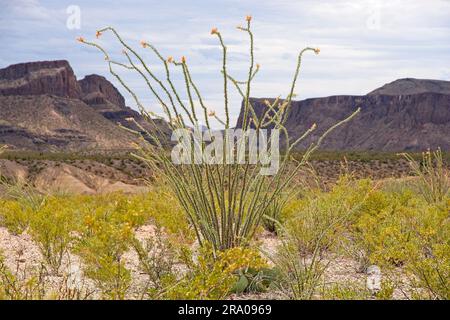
left=0, top=0, right=449, bottom=127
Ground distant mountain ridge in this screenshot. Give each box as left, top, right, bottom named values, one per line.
left=0, top=60, right=169, bottom=152
left=0, top=60, right=81, bottom=98
left=1, top=59, right=449, bottom=152
left=237, top=78, right=450, bottom=151
left=368, top=78, right=450, bottom=96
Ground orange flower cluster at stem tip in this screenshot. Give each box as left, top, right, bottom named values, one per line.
left=246, top=15, right=252, bottom=22
left=167, top=56, right=173, bottom=63
left=314, top=48, right=320, bottom=54
left=96, top=31, right=102, bottom=38
left=140, top=40, right=148, bottom=48
left=181, top=56, right=186, bottom=63
left=76, top=36, right=85, bottom=43
left=211, top=27, right=218, bottom=35
left=208, top=110, right=216, bottom=117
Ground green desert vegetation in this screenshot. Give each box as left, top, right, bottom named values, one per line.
left=0, top=16, right=449, bottom=300
left=77, top=16, right=359, bottom=252
left=0, top=146, right=449, bottom=299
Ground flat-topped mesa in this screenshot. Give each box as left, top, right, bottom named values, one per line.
left=368, top=78, right=450, bottom=96
left=237, top=78, right=450, bottom=151
left=78, top=74, right=126, bottom=109
left=0, top=60, right=81, bottom=98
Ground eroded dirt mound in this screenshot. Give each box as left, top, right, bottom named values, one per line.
left=34, top=163, right=146, bottom=194
left=0, top=159, right=29, bottom=183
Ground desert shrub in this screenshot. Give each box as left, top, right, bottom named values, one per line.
left=262, top=192, right=290, bottom=234
left=402, top=148, right=450, bottom=204
left=355, top=191, right=436, bottom=266
left=76, top=207, right=134, bottom=300
left=75, top=191, right=191, bottom=239
left=270, top=237, right=327, bottom=300
left=143, top=187, right=192, bottom=239
left=0, top=183, right=45, bottom=235
left=404, top=198, right=449, bottom=299
left=131, top=227, right=178, bottom=299
left=407, top=241, right=449, bottom=300
left=27, top=197, right=77, bottom=274
left=165, top=245, right=267, bottom=299
left=269, top=176, right=375, bottom=299
left=321, top=282, right=371, bottom=300
left=0, top=252, right=93, bottom=300
left=79, top=17, right=360, bottom=252
left=352, top=190, right=411, bottom=268
left=283, top=176, right=372, bottom=257
left=0, top=199, right=33, bottom=235
left=354, top=190, right=449, bottom=299
left=1, top=189, right=190, bottom=298
left=0, top=254, right=46, bottom=300
left=321, top=280, right=394, bottom=300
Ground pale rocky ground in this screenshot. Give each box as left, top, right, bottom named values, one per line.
left=0, top=159, right=422, bottom=299
left=0, top=224, right=412, bottom=300
left=0, top=224, right=156, bottom=299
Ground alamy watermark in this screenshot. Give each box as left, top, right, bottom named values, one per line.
left=366, top=0, right=381, bottom=30
left=66, top=5, right=81, bottom=30
left=171, top=128, right=280, bottom=176
left=366, top=265, right=382, bottom=295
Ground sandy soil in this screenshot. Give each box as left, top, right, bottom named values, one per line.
left=0, top=224, right=412, bottom=300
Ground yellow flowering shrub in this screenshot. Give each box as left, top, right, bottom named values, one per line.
left=354, top=190, right=449, bottom=299
left=76, top=211, right=134, bottom=300
left=282, top=176, right=372, bottom=256
left=0, top=253, right=45, bottom=300
left=166, top=245, right=268, bottom=299
left=0, top=199, right=33, bottom=235
left=28, top=196, right=78, bottom=274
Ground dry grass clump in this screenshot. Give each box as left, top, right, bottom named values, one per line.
left=401, top=148, right=450, bottom=204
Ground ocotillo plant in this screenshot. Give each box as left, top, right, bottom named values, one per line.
left=402, top=148, right=450, bottom=204
left=78, top=16, right=360, bottom=252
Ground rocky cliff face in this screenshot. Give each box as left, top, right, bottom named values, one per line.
left=2, top=60, right=448, bottom=153
left=0, top=94, right=138, bottom=151
left=79, top=74, right=126, bottom=110
left=78, top=74, right=171, bottom=142
left=0, top=60, right=171, bottom=152
left=0, top=60, right=161, bottom=152
left=0, top=60, right=81, bottom=99
left=236, top=79, right=450, bottom=151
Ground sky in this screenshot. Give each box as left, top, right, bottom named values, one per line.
left=1, top=0, right=449, bottom=126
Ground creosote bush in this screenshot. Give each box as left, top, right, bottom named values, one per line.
left=165, top=244, right=268, bottom=299
left=28, top=197, right=76, bottom=274
left=76, top=218, right=133, bottom=300
left=354, top=189, right=449, bottom=299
